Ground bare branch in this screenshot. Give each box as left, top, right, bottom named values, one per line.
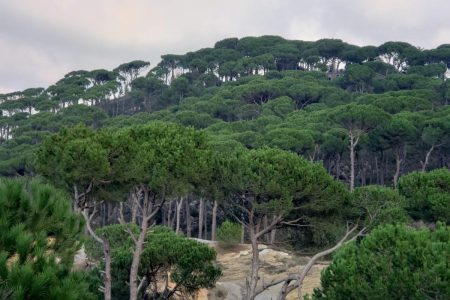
left=278, top=224, right=366, bottom=299
left=255, top=214, right=283, bottom=239
left=136, top=276, right=147, bottom=294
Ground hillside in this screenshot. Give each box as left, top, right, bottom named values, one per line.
left=1, top=36, right=449, bottom=300
left=1, top=36, right=449, bottom=188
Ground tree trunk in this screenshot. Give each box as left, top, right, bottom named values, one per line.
left=247, top=230, right=260, bottom=300
left=393, top=150, right=404, bottom=187
left=129, top=189, right=154, bottom=300
left=131, top=194, right=138, bottom=225
left=349, top=135, right=356, bottom=192
left=335, top=154, right=341, bottom=179
left=129, top=221, right=148, bottom=300
left=102, top=239, right=112, bottom=300
left=270, top=228, right=277, bottom=244
left=263, top=216, right=268, bottom=243
left=374, top=156, right=379, bottom=184
left=167, top=200, right=173, bottom=229
left=198, top=198, right=204, bottom=239
left=211, top=200, right=218, bottom=241
left=276, top=226, right=363, bottom=300
left=204, top=201, right=208, bottom=240
left=421, top=144, right=435, bottom=172
left=175, top=198, right=184, bottom=235
left=186, top=199, right=192, bottom=237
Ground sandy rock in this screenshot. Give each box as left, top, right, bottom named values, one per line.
left=73, top=246, right=88, bottom=270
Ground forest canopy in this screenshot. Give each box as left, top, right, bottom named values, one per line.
left=0, top=35, right=449, bottom=300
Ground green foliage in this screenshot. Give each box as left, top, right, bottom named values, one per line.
left=331, top=103, right=390, bottom=134
left=351, top=186, right=408, bottom=227
left=86, top=225, right=221, bottom=299
left=0, top=178, right=94, bottom=300
left=342, top=64, right=375, bottom=92
left=398, top=169, right=450, bottom=223
left=35, top=124, right=110, bottom=191
left=312, top=224, right=450, bottom=300
left=111, top=122, right=210, bottom=197
left=217, top=221, right=241, bottom=248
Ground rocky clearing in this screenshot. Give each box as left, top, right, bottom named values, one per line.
left=198, top=242, right=327, bottom=300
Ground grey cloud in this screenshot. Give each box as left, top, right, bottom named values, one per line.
left=0, top=0, right=449, bottom=93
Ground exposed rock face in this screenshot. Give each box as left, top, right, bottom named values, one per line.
left=73, top=246, right=89, bottom=270
left=195, top=242, right=327, bottom=300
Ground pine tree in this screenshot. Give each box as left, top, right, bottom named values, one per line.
left=0, top=178, right=94, bottom=300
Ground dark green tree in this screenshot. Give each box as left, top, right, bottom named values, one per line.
left=86, top=225, right=221, bottom=300
left=398, top=169, right=450, bottom=223
left=312, top=224, right=450, bottom=300
left=0, top=178, right=94, bottom=300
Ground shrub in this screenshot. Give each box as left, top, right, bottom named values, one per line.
left=398, top=168, right=450, bottom=223
left=312, top=224, right=450, bottom=300
left=217, top=221, right=241, bottom=247
left=351, top=185, right=408, bottom=227
left=0, top=178, right=94, bottom=300
left=86, top=225, right=221, bottom=299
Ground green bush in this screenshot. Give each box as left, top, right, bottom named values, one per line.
left=0, top=178, right=94, bottom=300
left=351, top=185, right=408, bottom=227
left=86, top=225, right=222, bottom=299
left=217, top=221, right=241, bottom=247
left=312, top=224, right=450, bottom=300
left=398, top=168, right=450, bottom=223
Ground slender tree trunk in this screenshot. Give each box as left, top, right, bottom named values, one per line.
left=393, top=150, right=404, bottom=187
left=102, top=239, right=112, bottom=300
left=186, top=199, right=192, bottom=237
left=129, top=221, right=148, bottom=300
left=131, top=194, right=138, bottom=225
left=263, top=216, right=268, bottom=242
left=204, top=201, right=208, bottom=240
left=335, top=154, right=341, bottom=179
left=248, top=229, right=260, bottom=300
left=421, top=144, right=436, bottom=172
left=129, top=188, right=155, bottom=300
left=375, top=156, right=380, bottom=184
left=270, top=228, right=277, bottom=245
left=361, top=160, right=368, bottom=186
left=167, top=200, right=173, bottom=228
left=198, top=198, right=204, bottom=239
left=349, top=133, right=357, bottom=192
left=241, top=223, right=245, bottom=244
left=175, top=198, right=184, bottom=235
left=211, top=200, right=218, bottom=241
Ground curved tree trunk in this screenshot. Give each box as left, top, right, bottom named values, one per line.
left=421, top=144, right=436, bottom=172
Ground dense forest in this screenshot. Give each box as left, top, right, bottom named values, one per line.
left=1, top=36, right=449, bottom=300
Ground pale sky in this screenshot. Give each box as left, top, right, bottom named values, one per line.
left=1, top=0, right=449, bottom=93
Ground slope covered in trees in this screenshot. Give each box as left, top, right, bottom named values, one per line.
left=1, top=36, right=450, bottom=299
left=1, top=36, right=449, bottom=186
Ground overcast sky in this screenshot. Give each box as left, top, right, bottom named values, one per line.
left=1, top=0, right=449, bottom=93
